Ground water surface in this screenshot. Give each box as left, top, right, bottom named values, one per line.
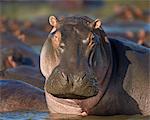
left=0, top=112, right=149, bottom=120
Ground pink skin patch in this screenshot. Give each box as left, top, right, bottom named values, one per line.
left=45, top=88, right=102, bottom=116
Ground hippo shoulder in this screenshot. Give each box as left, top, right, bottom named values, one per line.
left=110, top=38, right=150, bottom=115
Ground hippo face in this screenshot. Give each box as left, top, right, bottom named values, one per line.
left=40, top=16, right=110, bottom=100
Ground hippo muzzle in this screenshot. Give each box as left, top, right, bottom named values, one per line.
left=45, top=67, right=99, bottom=99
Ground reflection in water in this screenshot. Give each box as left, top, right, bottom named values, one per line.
left=0, top=111, right=48, bottom=120
left=0, top=112, right=149, bottom=120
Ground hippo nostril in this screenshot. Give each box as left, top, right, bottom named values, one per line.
left=82, top=74, right=86, bottom=80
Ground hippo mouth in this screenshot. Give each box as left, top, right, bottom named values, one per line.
left=45, top=68, right=99, bottom=99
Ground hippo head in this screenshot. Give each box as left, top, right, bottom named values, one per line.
left=40, top=16, right=112, bottom=100
left=0, top=48, right=34, bottom=71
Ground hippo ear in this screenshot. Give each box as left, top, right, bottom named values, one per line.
left=94, top=19, right=102, bottom=29
left=6, top=56, right=17, bottom=68
left=49, top=16, right=59, bottom=28
left=90, top=19, right=102, bottom=29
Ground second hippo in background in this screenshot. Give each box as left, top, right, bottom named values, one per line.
left=0, top=65, right=45, bottom=89
left=0, top=32, right=40, bottom=69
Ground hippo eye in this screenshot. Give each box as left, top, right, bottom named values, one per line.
left=60, top=43, right=65, bottom=48
left=82, top=39, right=88, bottom=44
left=60, top=42, right=65, bottom=47
left=59, top=42, right=65, bottom=53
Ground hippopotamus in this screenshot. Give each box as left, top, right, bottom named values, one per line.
left=0, top=80, right=48, bottom=112
left=40, top=16, right=150, bottom=116
left=21, top=28, right=48, bottom=45
left=103, top=22, right=150, bottom=48
left=105, top=5, right=148, bottom=23
left=0, top=32, right=39, bottom=68
left=0, top=65, right=45, bottom=89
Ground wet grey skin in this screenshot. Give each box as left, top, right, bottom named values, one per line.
left=40, top=16, right=150, bottom=116
left=0, top=80, right=48, bottom=112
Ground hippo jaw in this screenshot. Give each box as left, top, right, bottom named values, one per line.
left=45, top=68, right=101, bottom=116
left=45, top=89, right=102, bottom=116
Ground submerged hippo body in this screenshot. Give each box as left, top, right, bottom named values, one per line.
left=40, top=16, right=150, bottom=116
left=0, top=66, right=45, bottom=89
left=0, top=80, right=48, bottom=112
